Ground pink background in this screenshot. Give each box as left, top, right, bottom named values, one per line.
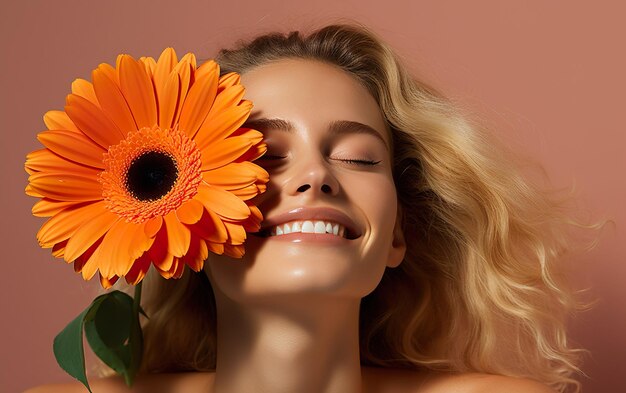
left=1, top=1, right=624, bottom=392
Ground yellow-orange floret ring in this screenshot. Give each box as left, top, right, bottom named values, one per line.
left=100, top=125, right=202, bottom=224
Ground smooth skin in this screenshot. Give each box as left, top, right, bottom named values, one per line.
left=25, top=59, right=557, bottom=393
left=25, top=368, right=557, bottom=393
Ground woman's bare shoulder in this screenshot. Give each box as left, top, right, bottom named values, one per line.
left=361, top=366, right=558, bottom=393
left=26, top=369, right=556, bottom=393
left=23, top=372, right=215, bottom=393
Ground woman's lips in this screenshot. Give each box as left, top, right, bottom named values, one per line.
left=267, top=220, right=346, bottom=237
left=253, top=207, right=362, bottom=240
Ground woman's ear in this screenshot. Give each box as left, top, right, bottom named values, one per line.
left=386, top=204, right=407, bottom=268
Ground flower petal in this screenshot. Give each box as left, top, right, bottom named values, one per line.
left=25, top=184, right=43, bottom=197
left=37, top=202, right=105, bottom=248
left=71, top=79, right=100, bottom=107
left=195, top=60, right=218, bottom=81
left=200, top=136, right=253, bottom=171
left=112, top=221, right=154, bottom=276
left=156, top=257, right=182, bottom=279
left=242, top=161, right=269, bottom=183
left=65, top=94, right=125, bottom=149
left=154, top=48, right=178, bottom=92
left=194, top=101, right=253, bottom=151
left=202, top=162, right=259, bottom=189
left=179, top=63, right=219, bottom=138
left=207, top=84, right=245, bottom=121
left=178, top=52, right=197, bottom=69
left=124, top=252, right=152, bottom=285
left=206, top=241, right=224, bottom=255
left=148, top=227, right=174, bottom=272
left=224, top=244, right=245, bottom=258
left=223, top=221, right=246, bottom=245
left=196, top=183, right=250, bottom=220
left=52, top=240, right=68, bottom=258
left=43, top=110, right=79, bottom=131
left=84, top=218, right=156, bottom=281
left=64, top=209, right=120, bottom=262
left=157, top=71, right=180, bottom=129
left=95, top=219, right=136, bottom=277
left=181, top=234, right=207, bottom=272
left=230, top=183, right=265, bottom=201
left=170, top=58, right=192, bottom=126
left=25, top=149, right=100, bottom=176
left=242, top=205, right=263, bottom=233
left=93, top=65, right=137, bottom=135
left=118, top=55, right=157, bottom=129
left=80, top=249, right=101, bottom=280
left=128, top=221, right=155, bottom=260
left=189, top=208, right=227, bottom=243
left=97, top=63, right=119, bottom=85
left=79, top=237, right=104, bottom=280
left=99, top=274, right=119, bottom=289
left=37, top=130, right=106, bottom=169
left=231, top=128, right=264, bottom=144
left=144, top=215, right=163, bottom=238
left=234, top=141, right=267, bottom=163
left=164, top=211, right=191, bottom=257
left=172, top=258, right=186, bottom=279
left=29, top=172, right=103, bottom=202
left=176, top=199, right=204, bottom=224
left=139, top=56, right=157, bottom=78
left=217, top=72, right=240, bottom=91
left=32, top=198, right=79, bottom=217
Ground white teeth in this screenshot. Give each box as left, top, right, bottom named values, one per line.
left=302, top=220, right=315, bottom=233
left=266, top=220, right=348, bottom=238
left=314, top=221, right=326, bottom=233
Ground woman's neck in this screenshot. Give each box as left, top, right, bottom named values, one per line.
left=211, top=289, right=363, bottom=393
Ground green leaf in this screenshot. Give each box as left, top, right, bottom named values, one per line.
left=53, top=296, right=106, bottom=393
left=84, top=291, right=134, bottom=378
left=84, top=290, right=144, bottom=387
left=53, top=288, right=146, bottom=391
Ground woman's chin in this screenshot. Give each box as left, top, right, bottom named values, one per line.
left=208, top=254, right=375, bottom=302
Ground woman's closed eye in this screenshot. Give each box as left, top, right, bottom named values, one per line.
left=333, top=158, right=381, bottom=166
left=257, top=153, right=288, bottom=170
left=259, top=154, right=288, bottom=160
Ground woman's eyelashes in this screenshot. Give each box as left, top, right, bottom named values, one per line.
left=332, top=158, right=381, bottom=166
left=259, top=153, right=380, bottom=167
left=259, top=154, right=288, bottom=160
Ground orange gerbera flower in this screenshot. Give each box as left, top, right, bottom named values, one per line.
left=25, top=48, right=268, bottom=288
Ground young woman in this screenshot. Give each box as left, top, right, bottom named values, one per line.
left=29, top=23, right=590, bottom=393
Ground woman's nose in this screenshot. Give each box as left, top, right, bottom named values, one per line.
left=287, top=157, right=340, bottom=197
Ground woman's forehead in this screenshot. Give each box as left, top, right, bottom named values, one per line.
left=240, top=58, right=390, bottom=145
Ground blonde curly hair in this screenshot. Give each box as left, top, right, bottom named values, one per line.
left=105, top=22, right=601, bottom=393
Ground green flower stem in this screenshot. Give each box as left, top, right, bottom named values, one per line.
left=133, top=281, right=143, bottom=316
left=126, top=281, right=144, bottom=386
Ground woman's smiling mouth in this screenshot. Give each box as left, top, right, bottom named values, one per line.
left=260, top=220, right=347, bottom=238
left=252, top=207, right=362, bottom=240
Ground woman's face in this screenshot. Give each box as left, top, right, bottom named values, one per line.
left=205, top=59, right=406, bottom=303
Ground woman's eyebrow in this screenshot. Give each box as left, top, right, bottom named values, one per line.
left=328, top=120, right=389, bottom=151
left=243, top=118, right=389, bottom=151
left=243, top=118, right=294, bottom=133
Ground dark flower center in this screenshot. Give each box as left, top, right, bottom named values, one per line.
left=126, top=151, right=178, bottom=201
